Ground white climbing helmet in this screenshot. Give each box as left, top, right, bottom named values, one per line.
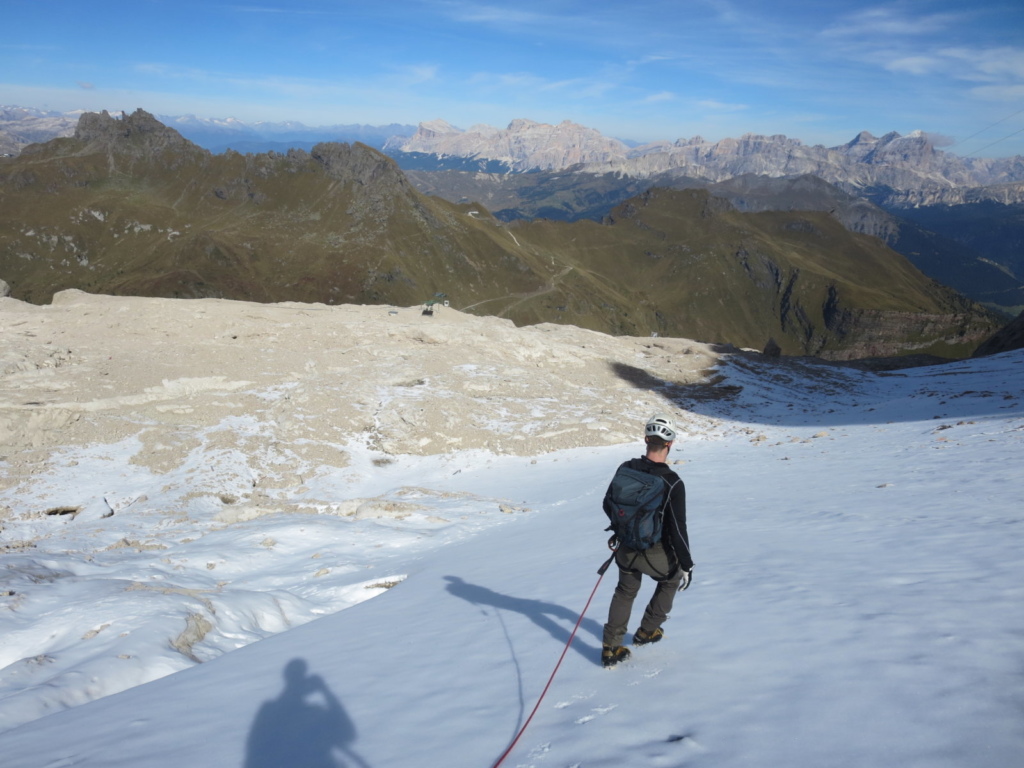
left=645, top=413, right=677, bottom=442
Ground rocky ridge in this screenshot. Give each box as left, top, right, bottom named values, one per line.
left=878, top=181, right=1024, bottom=207
left=387, top=121, right=1024, bottom=201
left=69, top=109, right=208, bottom=161
left=700, top=174, right=901, bottom=243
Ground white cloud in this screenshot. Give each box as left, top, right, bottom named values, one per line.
left=135, top=63, right=173, bottom=76
left=823, top=7, right=959, bottom=38
left=697, top=99, right=748, bottom=112
left=628, top=54, right=675, bottom=67
left=442, top=2, right=550, bottom=27
left=696, top=0, right=743, bottom=25
left=642, top=91, right=675, bottom=104
left=406, top=65, right=439, bottom=84
left=939, top=47, right=1024, bottom=82
left=466, top=69, right=614, bottom=101
left=468, top=71, right=545, bottom=89
left=885, top=56, right=942, bottom=76
left=971, top=84, right=1024, bottom=102
left=878, top=45, right=1024, bottom=93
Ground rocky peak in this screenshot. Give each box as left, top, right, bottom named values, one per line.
left=310, top=141, right=410, bottom=191
left=507, top=118, right=540, bottom=132
left=383, top=119, right=460, bottom=152
left=74, top=108, right=202, bottom=157
left=417, top=119, right=462, bottom=138
left=840, top=131, right=879, bottom=157
left=849, top=130, right=878, bottom=144
left=861, top=130, right=938, bottom=168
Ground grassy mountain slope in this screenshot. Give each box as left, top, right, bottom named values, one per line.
left=403, top=167, right=658, bottom=222
left=498, top=189, right=995, bottom=358
left=0, top=111, right=998, bottom=359
left=0, top=111, right=548, bottom=309
left=399, top=167, right=1021, bottom=316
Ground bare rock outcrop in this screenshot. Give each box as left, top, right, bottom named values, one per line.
left=973, top=311, right=1024, bottom=357
left=76, top=108, right=183, bottom=144
left=72, top=108, right=208, bottom=162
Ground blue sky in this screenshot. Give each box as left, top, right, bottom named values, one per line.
left=3, top=0, right=1024, bottom=156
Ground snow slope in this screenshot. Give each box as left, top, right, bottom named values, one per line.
left=1, top=296, right=1022, bottom=767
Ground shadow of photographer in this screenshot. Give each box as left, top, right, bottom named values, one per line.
left=244, top=658, right=371, bottom=768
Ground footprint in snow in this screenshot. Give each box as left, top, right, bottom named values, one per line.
left=628, top=666, right=662, bottom=685
left=527, top=741, right=551, bottom=758
left=553, top=691, right=594, bottom=709
left=574, top=703, right=617, bottom=724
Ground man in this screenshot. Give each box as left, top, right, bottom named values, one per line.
left=601, top=413, right=693, bottom=667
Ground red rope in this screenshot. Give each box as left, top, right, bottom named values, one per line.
left=490, top=563, right=612, bottom=768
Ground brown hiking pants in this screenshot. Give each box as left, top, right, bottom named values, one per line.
left=602, top=542, right=681, bottom=647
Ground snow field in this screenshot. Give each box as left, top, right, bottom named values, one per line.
left=0, top=329, right=1021, bottom=766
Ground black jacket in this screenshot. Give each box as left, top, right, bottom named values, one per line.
left=618, top=456, right=692, bottom=572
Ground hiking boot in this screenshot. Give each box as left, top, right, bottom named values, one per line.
left=633, top=627, right=663, bottom=646
left=602, top=645, right=631, bottom=668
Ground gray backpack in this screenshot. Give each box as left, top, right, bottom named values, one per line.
left=603, top=466, right=667, bottom=551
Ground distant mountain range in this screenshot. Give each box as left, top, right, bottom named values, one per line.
left=385, top=119, right=1024, bottom=197
left=6, top=106, right=1023, bottom=196
left=3, top=106, right=1021, bottom=317
left=0, top=106, right=416, bottom=155
left=0, top=106, right=79, bottom=155
left=0, top=109, right=1001, bottom=361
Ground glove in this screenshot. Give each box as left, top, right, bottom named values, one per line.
left=677, top=569, right=692, bottom=592
left=607, top=534, right=619, bottom=551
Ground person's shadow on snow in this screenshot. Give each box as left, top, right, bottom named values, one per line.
left=244, top=658, right=371, bottom=768
left=444, top=575, right=603, bottom=665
